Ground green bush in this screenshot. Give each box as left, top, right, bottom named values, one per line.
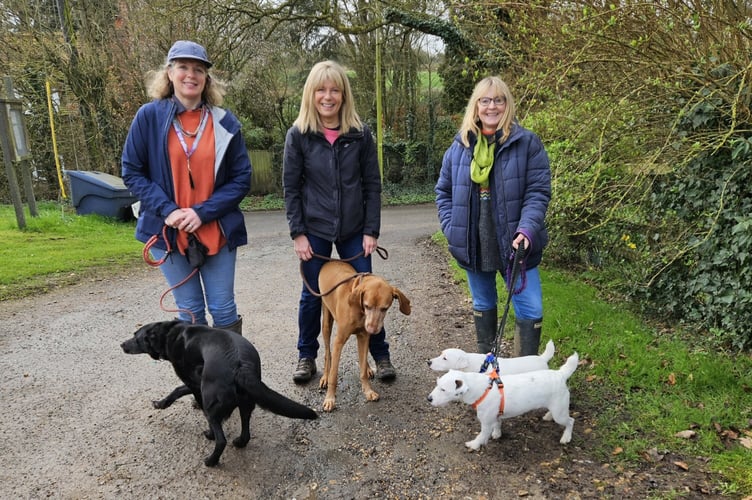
left=528, top=65, right=752, bottom=351
left=645, top=143, right=752, bottom=349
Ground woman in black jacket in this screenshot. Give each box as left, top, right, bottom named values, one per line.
left=283, top=60, right=395, bottom=384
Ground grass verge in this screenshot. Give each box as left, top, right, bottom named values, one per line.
left=241, top=183, right=436, bottom=212
left=0, top=203, right=142, bottom=300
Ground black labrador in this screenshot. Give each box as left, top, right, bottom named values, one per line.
left=121, top=320, right=317, bottom=466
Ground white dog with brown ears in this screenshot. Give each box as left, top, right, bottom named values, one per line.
left=427, top=339, right=555, bottom=375
left=427, top=352, right=579, bottom=451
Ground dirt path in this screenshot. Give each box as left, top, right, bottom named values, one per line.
left=0, top=205, right=717, bottom=499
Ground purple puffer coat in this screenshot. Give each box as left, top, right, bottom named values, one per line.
left=435, top=123, right=551, bottom=271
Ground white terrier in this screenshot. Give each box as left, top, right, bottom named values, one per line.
left=427, top=339, right=555, bottom=375
left=427, top=352, right=579, bottom=451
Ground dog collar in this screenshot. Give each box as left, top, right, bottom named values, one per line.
left=471, top=371, right=505, bottom=414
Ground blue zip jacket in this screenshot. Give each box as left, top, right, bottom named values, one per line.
left=283, top=124, right=381, bottom=242
left=435, top=123, right=551, bottom=271
left=121, top=99, right=252, bottom=250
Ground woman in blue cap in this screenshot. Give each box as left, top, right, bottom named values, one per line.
left=122, top=40, right=251, bottom=334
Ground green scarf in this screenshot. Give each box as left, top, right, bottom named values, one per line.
left=470, top=135, right=495, bottom=187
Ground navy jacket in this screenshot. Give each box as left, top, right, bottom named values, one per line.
left=121, top=99, right=252, bottom=251
left=283, top=124, right=381, bottom=242
left=435, top=123, right=551, bottom=271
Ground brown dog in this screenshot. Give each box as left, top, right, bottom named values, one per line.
left=318, top=260, right=411, bottom=412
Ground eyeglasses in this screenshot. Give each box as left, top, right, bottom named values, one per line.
left=478, top=97, right=506, bottom=107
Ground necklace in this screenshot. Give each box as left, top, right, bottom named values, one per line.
left=172, top=107, right=210, bottom=189
left=175, top=107, right=205, bottom=137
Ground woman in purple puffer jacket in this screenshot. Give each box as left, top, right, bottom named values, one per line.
left=436, top=76, right=551, bottom=356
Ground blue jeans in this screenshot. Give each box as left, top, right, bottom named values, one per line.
left=150, top=245, right=239, bottom=327
left=465, top=266, right=543, bottom=320
left=297, top=233, right=390, bottom=361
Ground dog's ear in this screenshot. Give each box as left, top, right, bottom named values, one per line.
left=350, top=284, right=366, bottom=309
left=142, top=323, right=167, bottom=360
left=392, top=287, right=411, bottom=315
left=454, top=378, right=469, bottom=395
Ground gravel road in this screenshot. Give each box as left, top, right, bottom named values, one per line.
left=0, top=204, right=713, bottom=499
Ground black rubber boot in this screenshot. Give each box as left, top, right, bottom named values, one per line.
left=216, top=315, right=243, bottom=335
left=473, top=308, right=497, bottom=354
left=513, top=318, right=542, bottom=357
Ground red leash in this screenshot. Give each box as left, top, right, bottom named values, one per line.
left=142, top=225, right=197, bottom=324
left=143, top=225, right=171, bottom=267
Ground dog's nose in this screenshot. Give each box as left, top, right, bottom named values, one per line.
left=427, top=395, right=432, bottom=402
left=426, top=360, right=431, bottom=367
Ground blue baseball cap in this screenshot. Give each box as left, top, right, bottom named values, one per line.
left=167, top=40, right=212, bottom=68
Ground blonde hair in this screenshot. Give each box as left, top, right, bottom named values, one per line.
left=293, top=60, right=363, bottom=134
left=145, top=63, right=226, bottom=107
left=458, top=76, right=516, bottom=148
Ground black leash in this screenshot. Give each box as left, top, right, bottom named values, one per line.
left=481, top=240, right=527, bottom=375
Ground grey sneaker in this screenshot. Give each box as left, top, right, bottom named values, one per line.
left=292, top=358, right=316, bottom=384
left=376, top=358, right=396, bottom=381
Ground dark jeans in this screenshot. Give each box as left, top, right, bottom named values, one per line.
left=296, top=233, right=390, bottom=361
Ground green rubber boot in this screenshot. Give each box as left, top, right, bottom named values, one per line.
left=513, top=318, right=542, bottom=357
left=473, top=308, right=497, bottom=354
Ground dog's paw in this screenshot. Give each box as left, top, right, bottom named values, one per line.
left=559, top=429, right=573, bottom=444
left=232, top=435, right=250, bottom=448
left=492, top=428, right=502, bottom=440
left=464, top=439, right=482, bottom=451
left=542, top=410, right=553, bottom=421
left=204, top=429, right=216, bottom=441
left=322, top=397, right=336, bottom=412
left=366, top=366, right=375, bottom=379
left=318, top=378, right=328, bottom=390
left=364, top=390, right=380, bottom=402
left=152, top=399, right=170, bottom=409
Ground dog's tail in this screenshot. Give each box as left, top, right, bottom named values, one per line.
left=558, top=352, right=579, bottom=380
left=540, top=339, right=556, bottom=363
left=237, top=369, right=318, bottom=420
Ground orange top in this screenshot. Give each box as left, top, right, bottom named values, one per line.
left=168, top=108, right=225, bottom=255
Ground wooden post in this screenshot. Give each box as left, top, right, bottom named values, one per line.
left=0, top=84, right=26, bottom=229
left=4, top=77, right=37, bottom=216
left=19, top=158, right=38, bottom=216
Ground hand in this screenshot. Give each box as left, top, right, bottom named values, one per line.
left=165, top=209, right=185, bottom=229
left=512, top=234, right=529, bottom=252
left=363, top=235, right=377, bottom=257
left=178, top=208, right=202, bottom=233
left=293, top=234, right=313, bottom=261
left=165, top=208, right=202, bottom=233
